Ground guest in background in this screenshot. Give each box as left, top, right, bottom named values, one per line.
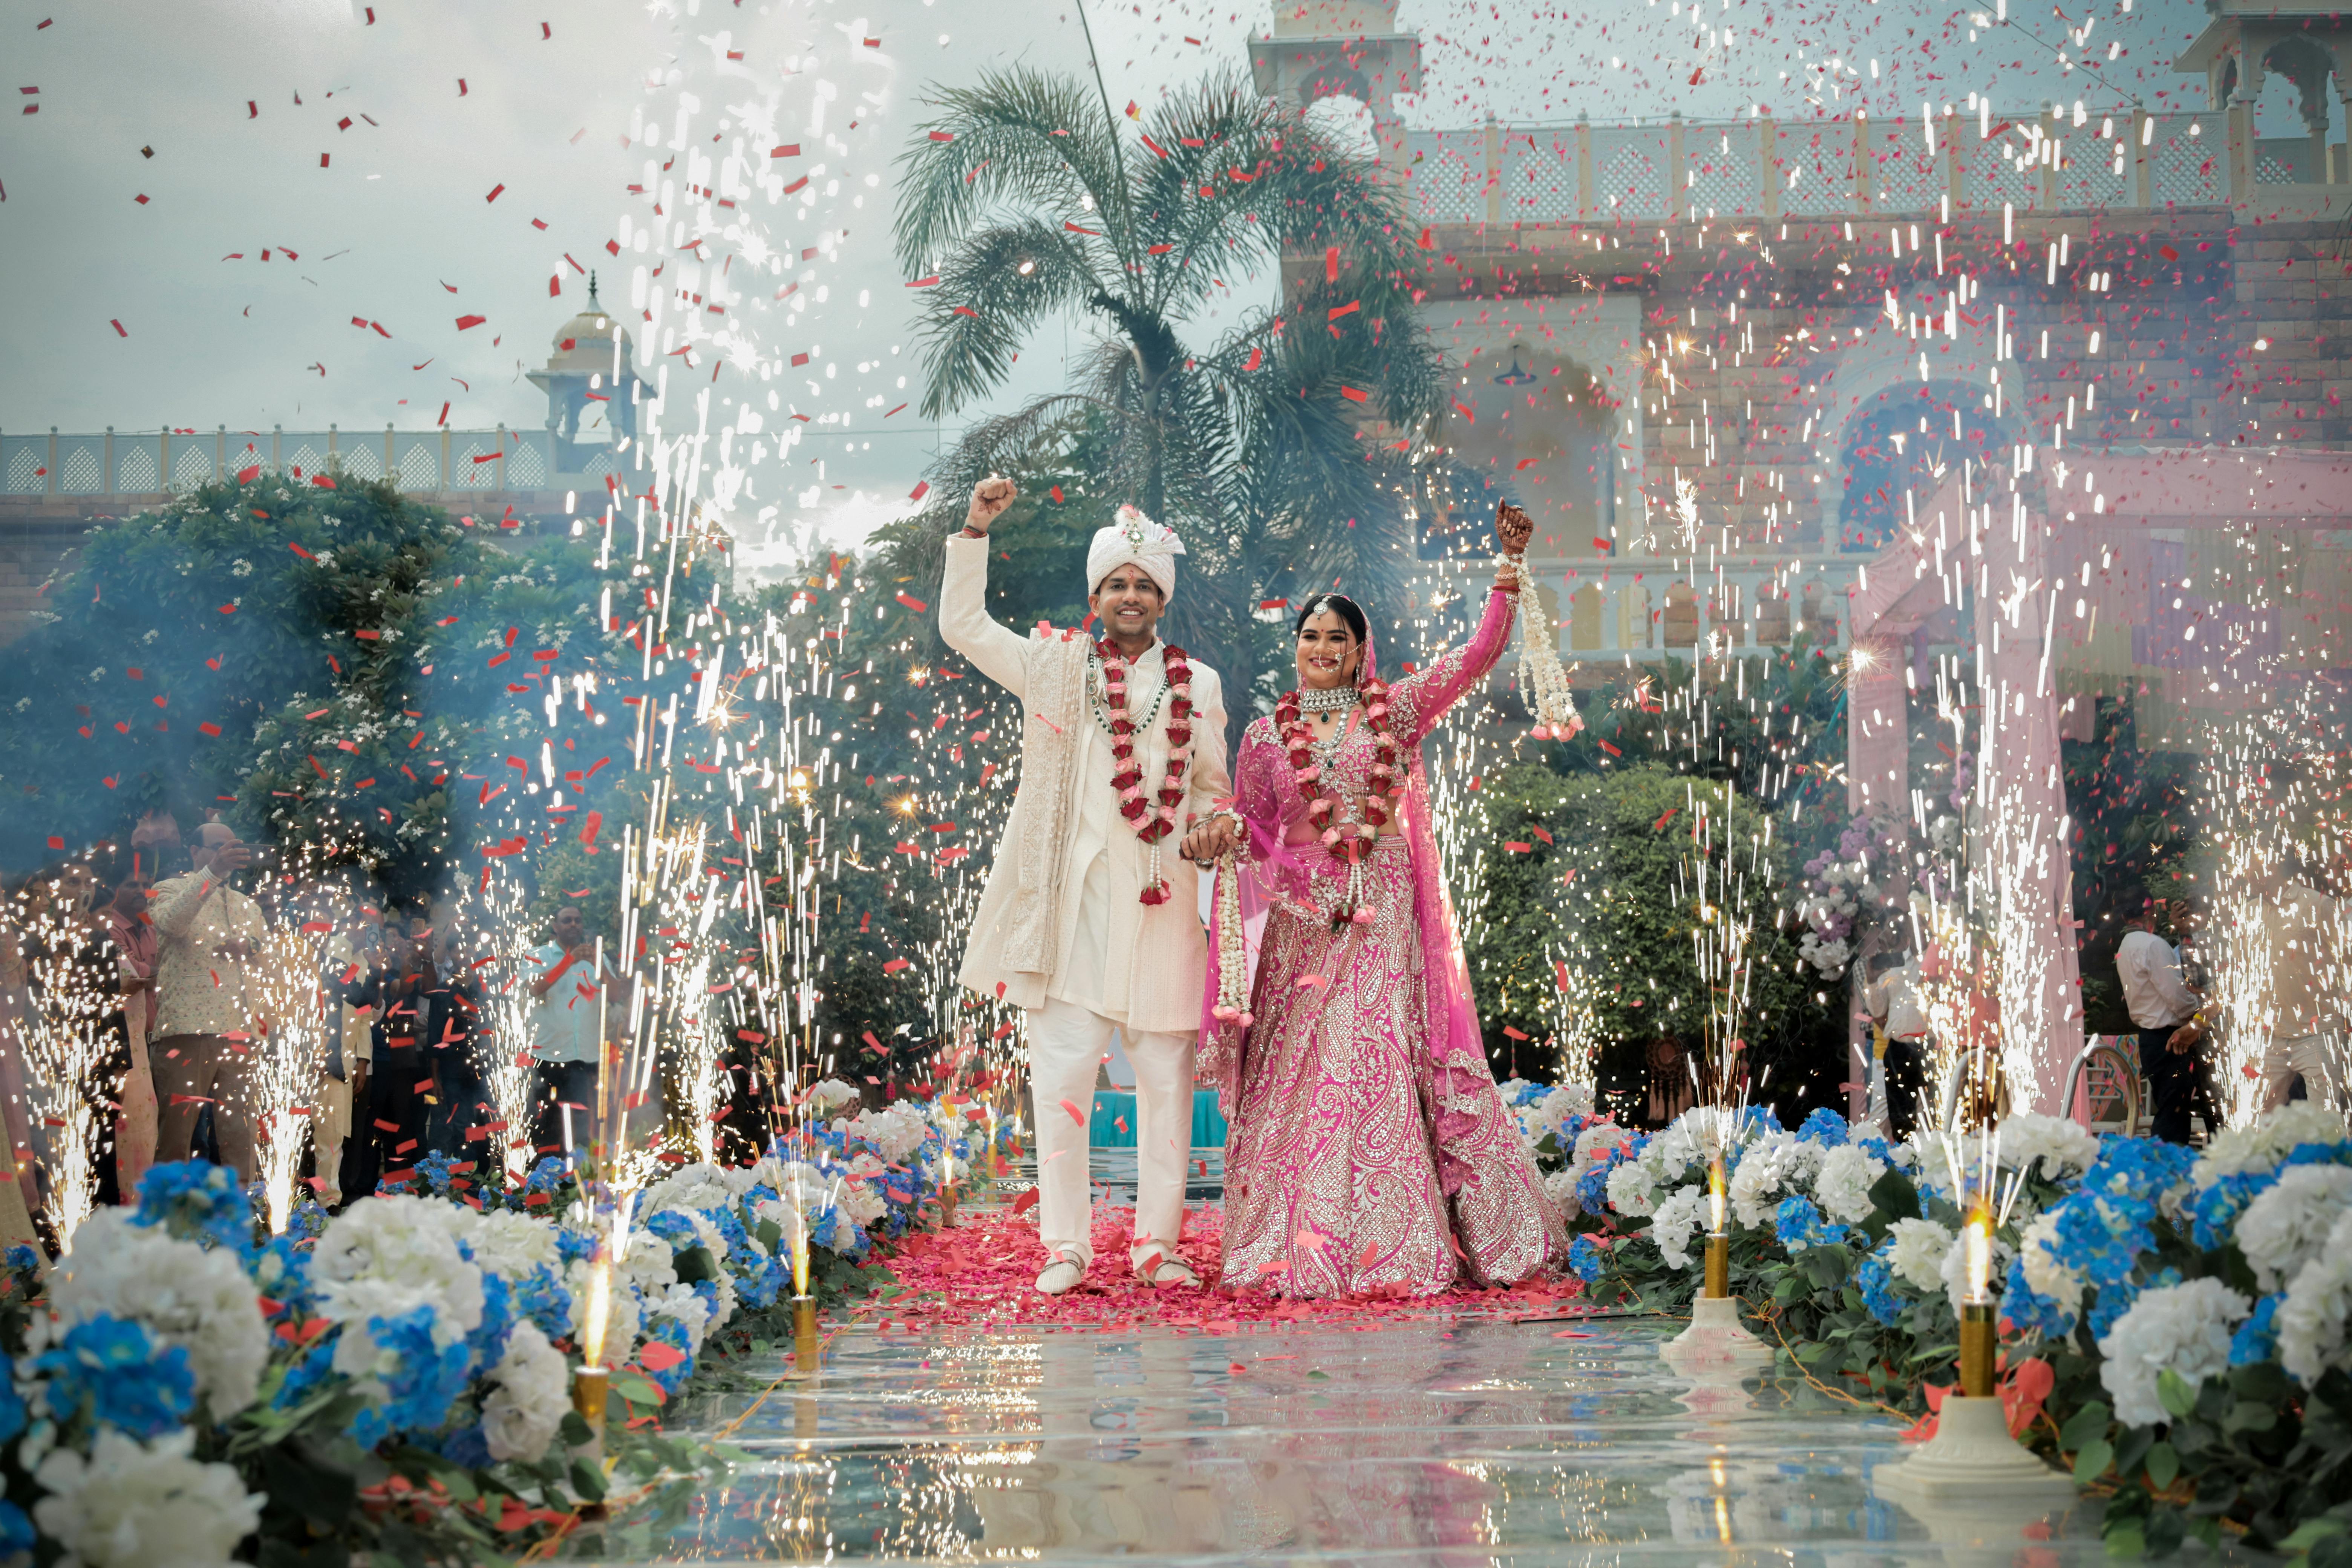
left=2116, top=898, right=2203, bottom=1142
left=148, top=822, right=267, bottom=1182
left=423, top=918, right=492, bottom=1160
left=336, top=913, right=442, bottom=1189
left=1864, top=949, right=1930, bottom=1138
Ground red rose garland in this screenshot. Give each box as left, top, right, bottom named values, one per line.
left=1098, top=639, right=1193, bottom=905
left=1275, top=680, right=1401, bottom=900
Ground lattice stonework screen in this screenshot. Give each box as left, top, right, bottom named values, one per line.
left=1966, top=130, right=2041, bottom=210
left=395, top=440, right=441, bottom=490
left=1781, top=124, right=1857, bottom=215
left=173, top=444, right=214, bottom=487
left=1874, top=126, right=1942, bottom=211
left=456, top=442, right=498, bottom=488
left=5, top=448, right=43, bottom=495
left=1405, top=131, right=1482, bottom=224
left=1686, top=128, right=1761, bottom=218
left=2150, top=115, right=2223, bottom=207
left=1499, top=131, right=1577, bottom=223
left=1589, top=127, right=1668, bottom=219
left=57, top=443, right=102, bottom=495
left=114, top=441, right=160, bottom=492
left=288, top=444, right=327, bottom=480
left=337, top=445, right=381, bottom=482
left=506, top=439, right=547, bottom=488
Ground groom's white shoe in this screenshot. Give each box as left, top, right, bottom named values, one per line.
left=1035, top=1250, right=1087, bottom=1296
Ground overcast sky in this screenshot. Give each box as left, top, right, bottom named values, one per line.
left=2, top=0, right=2243, bottom=558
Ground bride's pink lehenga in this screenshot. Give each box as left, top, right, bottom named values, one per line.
left=1201, top=588, right=1565, bottom=1297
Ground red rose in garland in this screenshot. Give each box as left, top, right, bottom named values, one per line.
left=1097, top=639, right=1193, bottom=904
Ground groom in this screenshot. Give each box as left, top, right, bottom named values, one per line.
left=942, top=476, right=1235, bottom=1294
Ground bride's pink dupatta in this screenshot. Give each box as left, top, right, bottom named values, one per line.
left=1199, top=591, right=1519, bottom=1113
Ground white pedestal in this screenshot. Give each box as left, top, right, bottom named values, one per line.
left=1661, top=1293, right=1775, bottom=1370
left=1876, top=1394, right=2078, bottom=1504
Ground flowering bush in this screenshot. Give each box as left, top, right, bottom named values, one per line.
left=1567, top=1101, right=2352, bottom=1559
left=0, top=1087, right=997, bottom=1568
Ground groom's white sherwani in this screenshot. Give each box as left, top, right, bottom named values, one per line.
left=940, top=533, right=1230, bottom=1271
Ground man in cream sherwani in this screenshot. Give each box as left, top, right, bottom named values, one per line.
left=942, top=476, right=1236, bottom=1295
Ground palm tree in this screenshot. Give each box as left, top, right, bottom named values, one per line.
left=879, top=56, right=1445, bottom=737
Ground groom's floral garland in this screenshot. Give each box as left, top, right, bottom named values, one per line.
left=1516, top=1092, right=2352, bottom=1560
left=1096, top=639, right=1192, bottom=905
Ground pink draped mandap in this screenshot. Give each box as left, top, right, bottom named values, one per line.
left=1201, top=586, right=1565, bottom=1297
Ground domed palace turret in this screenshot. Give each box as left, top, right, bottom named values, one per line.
left=525, top=274, right=647, bottom=464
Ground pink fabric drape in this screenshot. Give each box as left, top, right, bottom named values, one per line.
left=1201, top=590, right=1517, bottom=1105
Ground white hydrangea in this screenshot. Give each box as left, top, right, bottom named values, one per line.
left=622, top=1230, right=679, bottom=1300
left=2237, top=1164, right=2352, bottom=1292
left=1729, top=1132, right=1824, bottom=1229
left=838, top=1177, right=887, bottom=1227
left=450, top=1208, right=563, bottom=1282
left=1885, top=1217, right=1955, bottom=1293
left=34, top=1428, right=260, bottom=1568
left=1605, top=1159, right=1662, bottom=1218
left=835, top=1106, right=928, bottom=1164
left=1994, top=1113, right=2101, bottom=1182
left=1651, top=1185, right=1709, bottom=1271
left=49, top=1211, right=269, bottom=1416
left=641, top=1162, right=741, bottom=1215
left=807, top=1078, right=861, bottom=1112
left=2280, top=1208, right=2352, bottom=1386
left=312, top=1196, right=486, bottom=1380
left=2098, top=1278, right=2252, bottom=1427
left=481, top=1320, right=569, bottom=1464
left=1814, top=1144, right=1888, bottom=1225
left=1542, top=1169, right=1579, bottom=1217
left=2015, top=1210, right=2085, bottom=1321
left=2194, top=1104, right=2349, bottom=1188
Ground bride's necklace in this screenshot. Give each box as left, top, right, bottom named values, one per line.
left=1295, top=684, right=1359, bottom=717
left=1275, top=679, right=1403, bottom=926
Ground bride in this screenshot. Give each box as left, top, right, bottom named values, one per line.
left=1183, top=503, right=1564, bottom=1297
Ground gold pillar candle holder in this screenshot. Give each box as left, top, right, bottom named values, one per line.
left=570, top=1365, right=609, bottom=1466
left=1958, top=1302, right=1996, bottom=1400
left=792, top=1295, right=820, bottom=1374
left=1703, top=1232, right=1730, bottom=1299
left=1665, top=1233, right=1770, bottom=1369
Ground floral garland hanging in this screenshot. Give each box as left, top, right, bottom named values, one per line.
left=1098, top=639, right=1193, bottom=905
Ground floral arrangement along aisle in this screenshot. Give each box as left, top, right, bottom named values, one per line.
left=1552, top=1099, right=2352, bottom=1558
left=0, top=1082, right=996, bottom=1568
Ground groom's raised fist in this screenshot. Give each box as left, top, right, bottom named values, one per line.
left=963, top=475, right=1019, bottom=535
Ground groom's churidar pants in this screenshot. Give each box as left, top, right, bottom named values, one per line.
left=1029, top=997, right=1195, bottom=1272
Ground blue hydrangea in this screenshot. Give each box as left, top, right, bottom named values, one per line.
left=1999, top=1252, right=2076, bottom=1340
left=272, top=1340, right=338, bottom=1412
left=815, top=1204, right=867, bottom=1256
left=1796, top=1108, right=1850, bottom=1147
left=645, top=1210, right=700, bottom=1251
left=2231, top=1294, right=2283, bottom=1367
left=2086, top=1267, right=2183, bottom=1343
left=642, top=1315, right=696, bottom=1395
left=349, top=1306, right=474, bottom=1449
left=527, top=1156, right=570, bottom=1194
left=1773, top=1194, right=1846, bottom=1252
left=0, top=1500, right=32, bottom=1560
left=133, top=1161, right=254, bottom=1255
left=1568, top=1235, right=1605, bottom=1283
left=251, top=1234, right=318, bottom=1318
left=511, top=1264, right=573, bottom=1340
left=1856, top=1250, right=1907, bottom=1326
left=413, top=1150, right=457, bottom=1197
left=4, top=1245, right=38, bottom=1275
left=436, top=1423, right=492, bottom=1470
left=34, top=1315, right=194, bottom=1438
left=463, top=1267, right=514, bottom=1374
left=554, top=1227, right=598, bottom=1265
left=1576, top=1143, right=1629, bottom=1213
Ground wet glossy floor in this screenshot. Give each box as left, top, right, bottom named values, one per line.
left=615, top=1310, right=2277, bottom=1566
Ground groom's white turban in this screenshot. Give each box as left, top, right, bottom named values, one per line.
left=1086, top=504, right=1185, bottom=604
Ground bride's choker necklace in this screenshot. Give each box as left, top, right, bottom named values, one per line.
left=1295, top=684, right=1358, bottom=715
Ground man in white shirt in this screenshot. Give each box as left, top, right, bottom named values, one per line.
left=148, top=822, right=268, bottom=1181
left=2115, top=899, right=2203, bottom=1142
left=941, top=478, right=1232, bottom=1295
left=2257, top=870, right=2344, bottom=1112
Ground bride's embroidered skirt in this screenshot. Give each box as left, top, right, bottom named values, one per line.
left=1219, top=837, right=1563, bottom=1296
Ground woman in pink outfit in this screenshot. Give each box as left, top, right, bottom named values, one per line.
left=1186, top=504, right=1564, bottom=1298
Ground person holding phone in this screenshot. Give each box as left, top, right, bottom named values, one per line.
left=148, top=821, right=268, bottom=1181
